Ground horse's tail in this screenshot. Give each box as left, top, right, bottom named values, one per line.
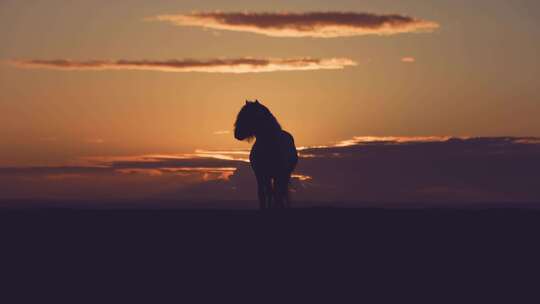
left=280, top=130, right=298, bottom=208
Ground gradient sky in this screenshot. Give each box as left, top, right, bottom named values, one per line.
left=0, top=1, right=539, bottom=203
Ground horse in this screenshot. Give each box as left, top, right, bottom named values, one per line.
left=234, top=100, right=298, bottom=209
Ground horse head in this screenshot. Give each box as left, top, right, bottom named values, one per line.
left=234, top=99, right=277, bottom=141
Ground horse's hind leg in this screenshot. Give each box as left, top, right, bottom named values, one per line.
left=284, top=175, right=292, bottom=208
left=274, top=175, right=290, bottom=209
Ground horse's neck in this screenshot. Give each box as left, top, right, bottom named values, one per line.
left=255, top=130, right=280, bottom=145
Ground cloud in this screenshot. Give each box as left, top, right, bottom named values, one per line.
left=401, top=57, right=416, bottom=63
left=9, top=57, right=357, bottom=73
left=2, top=137, right=540, bottom=206
left=0, top=153, right=249, bottom=202
left=295, top=137, right=540, bottom=204
left=333, top=136, right=448, bottom=147
left=149, top=11, right=440, bottom=38
left=213, top=130, right=231, bottom=135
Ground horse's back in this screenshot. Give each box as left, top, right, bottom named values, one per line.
left=250, top=130, right=298, bottom=177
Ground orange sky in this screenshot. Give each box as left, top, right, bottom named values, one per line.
left=1, top=0, right=539, bottom=168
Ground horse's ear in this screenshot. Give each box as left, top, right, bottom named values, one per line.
left=255, top=99, right=259, bottom=104
left=245, top=100, right=249, bottom=105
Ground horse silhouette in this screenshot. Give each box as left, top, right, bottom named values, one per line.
left=234, top=100, right=298, bottom=209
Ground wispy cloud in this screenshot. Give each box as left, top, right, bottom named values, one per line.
left=213, top=130, right=231, bottom=135
left=401, top=57, right=416, bottom=63
left=334, top=136, right=448, bottom=147
left=149, top=11, right=440, bottom=38
left=9, top=57, right=357, bottom=73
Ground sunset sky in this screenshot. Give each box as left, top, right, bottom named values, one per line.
left=1, top=0, right=539, bottom=204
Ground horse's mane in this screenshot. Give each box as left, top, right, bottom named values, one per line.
left=257, top=103, right=282, bottom=133
left=234, top=101, right=281, bottom=141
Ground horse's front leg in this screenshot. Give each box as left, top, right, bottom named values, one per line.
left=256, top=175, right=271, bottom=210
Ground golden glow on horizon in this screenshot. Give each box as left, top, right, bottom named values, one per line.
left=335, top=136, right=454, bottom=147
left=292, top=174, right=312, bottom=181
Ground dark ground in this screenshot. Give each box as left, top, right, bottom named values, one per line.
left=1, top=204, right=539, bottom=300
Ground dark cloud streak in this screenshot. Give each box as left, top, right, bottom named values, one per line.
left=151, top=11, right=440, bottom=38
left=9, top=57, right=357, bottom=73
